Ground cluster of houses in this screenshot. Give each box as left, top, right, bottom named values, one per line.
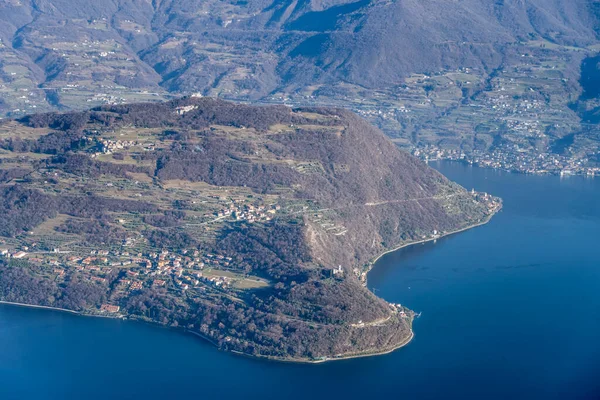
left=105, top=249, right=237, bottom=292
left=413, top=144, right=600, bottom=177
left=1, top=244, right=241, bottom=297
left=95, top=138, right=138, bottom=154
left=86, top=93, right=130, bottom=105
left=0, top=249, right=28, bottom=259
left=215, top=202, right=281, bottom=223
left=175, top=105, right=198, bottom=115
left=196, top=274, right=232, bottom=289
left=353, top=267, right=367, bottom=282
left=356, top=107, right=403, bottom=122
left=100, top=304, right=120, bottom=313
left=388, top=303, right=408, bottom=318
left=469, top=189, right=501, bottom=213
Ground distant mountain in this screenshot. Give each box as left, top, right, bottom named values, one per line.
left=1, top=0, right=599, bottom=114
left=2, top=0, right=600, bottom=168
left=0, top=98, right=498, bottom=361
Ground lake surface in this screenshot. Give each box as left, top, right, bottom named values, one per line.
left=1, top=161, right=600, bottom=400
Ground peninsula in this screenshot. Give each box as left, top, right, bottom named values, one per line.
left=0, top=98, right=500, bottom=362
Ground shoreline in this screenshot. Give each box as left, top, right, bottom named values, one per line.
left=231, top=328, right=416, bottom=365
left=365, top=203, right=502, bottom=280
left=424, top=158, right=599, bottom=178
left=310, top=329, right=415, bottom=364
left=0, top=298, right=416, bottom=365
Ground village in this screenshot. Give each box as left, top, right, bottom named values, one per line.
left=0, top=244, right=269, bottom=315
left=413, top=145, right=600, bottom=177
left=213, top=202, right=281, bottom=223
left=0, top=186, right=293, bottom=316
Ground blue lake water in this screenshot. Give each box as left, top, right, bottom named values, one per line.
left=1, top=161, right=599, bottom=400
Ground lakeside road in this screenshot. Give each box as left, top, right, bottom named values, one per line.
left=0, top=300, right=80, bottom=314
left=0, top=301, right=126, bottom=320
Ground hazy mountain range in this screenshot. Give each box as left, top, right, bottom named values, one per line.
left=0, top=0, right=598, bottom=109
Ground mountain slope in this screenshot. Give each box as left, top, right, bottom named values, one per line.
left=277, top=0, right=599, bottom=88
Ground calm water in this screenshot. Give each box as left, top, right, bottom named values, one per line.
left=1, top=161, right=600, bottom=400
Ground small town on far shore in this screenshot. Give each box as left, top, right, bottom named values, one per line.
left=413, top=146, right=600, bottom=177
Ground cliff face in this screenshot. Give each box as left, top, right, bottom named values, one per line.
left=0, top=98, right=496, bottom=360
